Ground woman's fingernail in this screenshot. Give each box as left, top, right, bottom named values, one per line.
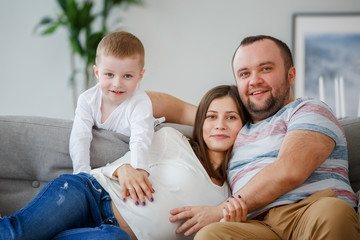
left=150, top=197, right=154, bottom=202
left=231, top=195, right=234, bottom=198
left=238, top=195, right=241, bottom=198
left=152, top=188, right=155, bottom=192
left=227, top=200, right=229, bottom=202
left=142, top=201, right=146, bottom=206
left=135, top=201, right=139, bottom=205
left=123, top=198, right=126, bottom=201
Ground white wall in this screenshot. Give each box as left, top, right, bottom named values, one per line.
left=1, top=0, right=359, bottom=120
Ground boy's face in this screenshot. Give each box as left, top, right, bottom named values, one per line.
left=94, top=55, right=144, bottom=106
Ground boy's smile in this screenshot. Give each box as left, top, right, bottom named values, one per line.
left=94, top=55, right=145, bottom=107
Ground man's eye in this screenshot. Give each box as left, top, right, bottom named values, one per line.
left=263, top=67, right=271, bottom=71
left=240, top=72, right=249, bottom=78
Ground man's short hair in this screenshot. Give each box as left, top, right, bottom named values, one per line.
left=232, top=35, right=294, bottom=72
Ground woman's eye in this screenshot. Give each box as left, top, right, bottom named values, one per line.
left=206, top=115, right=216, bottom=119
left=228, top=116, right=237, bottom=120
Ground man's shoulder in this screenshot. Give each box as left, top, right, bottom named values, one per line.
left=276, top=97, right=332, bottom=120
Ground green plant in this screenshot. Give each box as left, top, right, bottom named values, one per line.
left=35, top=0, right=143, bottom=108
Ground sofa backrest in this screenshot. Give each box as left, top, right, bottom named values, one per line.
left=0, top=116, right=359, bottom=216
left=339, top=117, right=360, bottom=193
left=0, top=116, right=130, bottom=216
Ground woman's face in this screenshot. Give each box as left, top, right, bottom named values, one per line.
left=202, top=96, right=243, bottom=154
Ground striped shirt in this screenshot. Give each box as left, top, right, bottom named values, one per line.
left=228, top=97, right=357, bottom=219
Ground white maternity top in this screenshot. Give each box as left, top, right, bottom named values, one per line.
left=91, top=127, right=230, bottom=240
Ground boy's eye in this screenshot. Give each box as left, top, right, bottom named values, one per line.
left=105, top=73, right=114, bottom=77
left=124, top=74, right=133, bottom=79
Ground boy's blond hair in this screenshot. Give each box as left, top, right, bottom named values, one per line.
left=96, top=31, right=145, bottom=68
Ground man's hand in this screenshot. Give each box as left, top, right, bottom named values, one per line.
left=220, top=195, right=247, bottom=222
left=114, top=164, right=154, bottom=206
left=169, top=205, right=223, bottom=236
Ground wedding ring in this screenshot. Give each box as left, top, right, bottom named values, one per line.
left=128, top=187, right=132, bottom=191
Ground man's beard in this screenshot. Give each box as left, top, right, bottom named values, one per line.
left=245, top=79, right=290, bottom=122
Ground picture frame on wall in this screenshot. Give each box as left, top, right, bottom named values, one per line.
left=292, top=13, right=360, bottom=118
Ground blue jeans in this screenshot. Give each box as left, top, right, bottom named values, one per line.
left=0, top=173, right=131, bottom=240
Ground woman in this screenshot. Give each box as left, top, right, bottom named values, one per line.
left=0, top=85, right=247, bottom=240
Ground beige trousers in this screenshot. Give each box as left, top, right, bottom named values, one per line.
left=194, top=189, right=360, bottom=240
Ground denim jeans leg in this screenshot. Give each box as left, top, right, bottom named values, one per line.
left=53, top=173, right=131, bottom=240
left=52, top=224, right=132, bottom=240
left=0, top=173, right=127, bottom=240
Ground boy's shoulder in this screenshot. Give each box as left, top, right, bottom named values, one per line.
left=80, top=84, right=100, bottom=97
left=77, top=84, right=101, bottom=106
left=128, top=86, right=152, bottom=105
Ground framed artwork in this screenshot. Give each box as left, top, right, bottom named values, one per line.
left=292, top=13, right=360, bottom=118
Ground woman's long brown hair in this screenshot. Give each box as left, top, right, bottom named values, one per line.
left=189, top=85, right=248, bottom=184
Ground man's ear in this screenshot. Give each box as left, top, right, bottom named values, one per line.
left=288, top=66, right=296, bottom=86
left=93, top=65, right=99, bottom=80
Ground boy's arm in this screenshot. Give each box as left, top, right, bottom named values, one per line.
left=124, top=93, right=155, bottom=205
left=69, top=96, right=94, bottom=174
left=146, top=91, right=197, bottom=126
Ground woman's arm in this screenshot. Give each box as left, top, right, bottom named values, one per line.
left=146, top=91, right=197, bottom=126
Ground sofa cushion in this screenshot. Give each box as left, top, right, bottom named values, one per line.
left=339, top=117, right=360, bottom=193
left=0, top=115, right=130, bottom=215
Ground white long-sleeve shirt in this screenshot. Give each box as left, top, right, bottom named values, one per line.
left=70, top=83, right=154, bottom=174
left=91, top=127, right=230, bottom=240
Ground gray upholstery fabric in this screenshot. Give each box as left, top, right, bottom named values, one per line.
left=0, top=116, right=359, bottom=216
left=339, top=117, right=360, bottom=193
left=0, top=116, right=129, bottom=216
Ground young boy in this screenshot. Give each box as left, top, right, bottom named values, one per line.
left=69, top=31, right=156, bottom=198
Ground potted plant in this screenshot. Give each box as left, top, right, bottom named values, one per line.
left=35, top=0, right=143, bottom=109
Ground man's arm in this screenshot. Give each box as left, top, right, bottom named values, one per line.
left=170, top=129, right=336, bottom=236
left=146, top=91, right=197, bottom=126
left=232, top=129, right=335, bottom=213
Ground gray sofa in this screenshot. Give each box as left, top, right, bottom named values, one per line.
left=0, top=115, right=359, bottom=218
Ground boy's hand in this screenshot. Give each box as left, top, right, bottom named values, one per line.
left=115, top=164, right=154, bottom=206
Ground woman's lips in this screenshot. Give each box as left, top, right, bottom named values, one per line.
left=211, top=134, right=229, bottom=139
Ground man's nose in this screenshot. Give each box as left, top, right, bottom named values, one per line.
left=249, top=73, right=263, bottom=86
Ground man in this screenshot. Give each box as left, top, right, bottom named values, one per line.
left=147, top=35, right=360, bottom=239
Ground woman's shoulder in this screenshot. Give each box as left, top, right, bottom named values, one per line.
left=155, top=126, right=187, bottom=141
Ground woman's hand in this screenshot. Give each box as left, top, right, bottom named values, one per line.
left=114, top=164, right=154, bottom=206
left=169, top=205, right=223, bottom=236
left=220, top=195, right=247, bottom=222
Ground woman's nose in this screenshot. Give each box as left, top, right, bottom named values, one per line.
left=215, top=119, right=226, bottom=130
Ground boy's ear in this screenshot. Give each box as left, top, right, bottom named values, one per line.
left=139, top=69, right=145, bottom=81
left=93, top=65, right=99, bottom=80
